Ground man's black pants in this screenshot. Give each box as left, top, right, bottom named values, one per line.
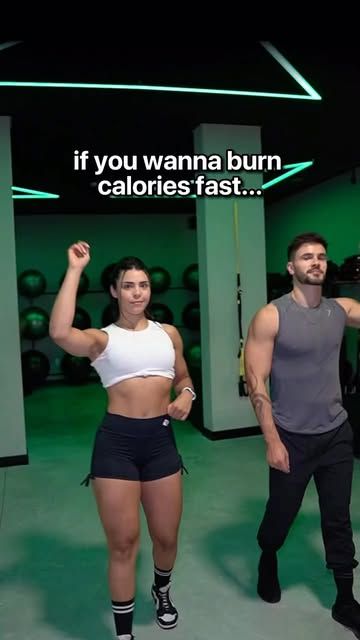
left=257, top=420, right=357, bottom=571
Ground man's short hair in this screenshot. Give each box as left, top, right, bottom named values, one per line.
left=287, top=232, right=328, bottom=261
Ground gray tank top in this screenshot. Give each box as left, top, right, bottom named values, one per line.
left=270, top=293, right=348, bottom=434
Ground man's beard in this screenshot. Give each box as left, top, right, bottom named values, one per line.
left=296, top=270, right=325, bottom=286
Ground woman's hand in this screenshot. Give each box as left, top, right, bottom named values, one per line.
left=67, top=241, right=90, bottom=270
left=168, top=390, right=193, bottom=421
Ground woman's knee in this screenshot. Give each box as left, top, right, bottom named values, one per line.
left=151, top=531, right=178, bottom=552
left=108, top=532, right=140, bottom=562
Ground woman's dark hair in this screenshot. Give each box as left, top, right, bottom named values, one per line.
left=107, top=256, right=154, bottom=322
left=287, top=232, right=328, bottom=261
left=109, top=256, right=150, bottom=286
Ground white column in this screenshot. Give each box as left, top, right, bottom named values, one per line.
left=194, top=124, right=267, bottom=432
left=0, top=116, right=27, bottom=464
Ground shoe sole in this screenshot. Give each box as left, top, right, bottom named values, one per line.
left=257, top=586, right=281, bottom=604
left=155, top=619, right=178, bottom=630
left=151, top=589, right=178, bottom=630
left=332, top=612, right=360, bottom=638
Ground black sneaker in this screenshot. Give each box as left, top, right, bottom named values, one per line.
left=332, top=598, right=360, bottom=637
left=151, top=582, right=178, bottom=629
left=257, top=551, right=281, bottom=603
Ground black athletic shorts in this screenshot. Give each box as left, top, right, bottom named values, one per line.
left=81, top=412, right=187, bottom=485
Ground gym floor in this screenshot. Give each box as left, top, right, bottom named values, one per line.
left=1, top=382, right=360, bottom=640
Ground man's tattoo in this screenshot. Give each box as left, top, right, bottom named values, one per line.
left=251, top=392, right=272, bottom=421
left=246, top=365, right=272, bottom=421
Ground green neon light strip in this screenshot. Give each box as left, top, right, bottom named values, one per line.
left=262, top=161, right=313, bottom=189
left=0, top=41, right=22, bottom=52
left=12, top=186, right=60, bottom=199
left=0, top=43, right=321, bottom=101
left=260, top=42, right=322, bottom=101
left=0, top=81, right=320, bottom=100
left=109, top=161, right=314, bottom=198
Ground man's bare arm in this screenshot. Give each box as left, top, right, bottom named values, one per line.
left=245, top=305, right=279, bottom=442
left=244, top=304, right=290, bottom=472
left=336, top=297, right=360, bottom=329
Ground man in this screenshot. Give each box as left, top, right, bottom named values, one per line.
left=245, top=231, right=360, bottom=635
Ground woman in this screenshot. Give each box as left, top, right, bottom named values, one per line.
left=49, top=241, right=196, bottom=640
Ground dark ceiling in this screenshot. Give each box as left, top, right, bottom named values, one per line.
left=1, top=39, right=360, bottom=215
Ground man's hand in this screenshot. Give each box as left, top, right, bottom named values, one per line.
left=266, top=440, right=290, bottom=473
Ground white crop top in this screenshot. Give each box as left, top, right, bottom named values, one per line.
left=90, top=320, right=176, bottom=388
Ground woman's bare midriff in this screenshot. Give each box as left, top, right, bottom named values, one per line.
left=105, top=376, right=174, bottom=418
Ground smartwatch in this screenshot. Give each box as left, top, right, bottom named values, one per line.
left=181, top=386, right=197, bottom=401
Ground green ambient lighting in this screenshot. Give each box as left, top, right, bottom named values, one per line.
left=0, top=42, right=321, bottom=101
left=12, top=186, right=60, bottom=199
left=109, top=161, right=314, bottom=198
